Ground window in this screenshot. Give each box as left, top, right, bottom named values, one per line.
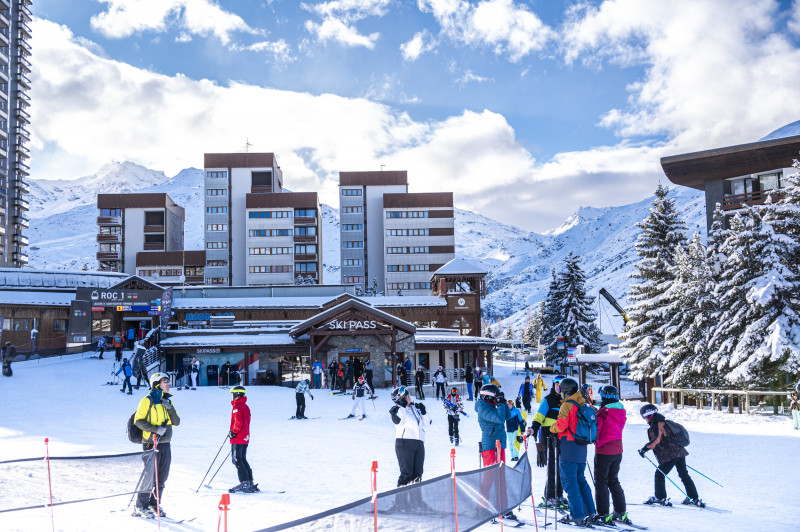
left=295, top=226, right=316, bottom=236
left=206, top=171, right=228, bottom=179
left=252, top=171, right=272, bottom=186
left=342, top=206, right=363, bottom=214
left=208, top=277, right=228, bottom=285
left=248, top=211, right=292, bottom=219
left=99, top=226, right=121, bottom=235
left=387, top=282, right=429, bottom=290
left=11, top=318, right=30, bottom=331
left=184, top=266, right=204, bottom=276
left=295, top=263, right=317, bottom=272
left=249, top=265, right=292, bottom=273
left=295, top=244, right=316, bottom=254
left=341, top=188, right=362, bottom=196
left=343, top=259, right=363, bottom=266
left=206, top=260, right=227, bottom=267
left=386, top=211, right=428, bottom=218
left=144, top=211, right=165, bottom=225
left=207, top=224, right=228, bottom=231
left=759, top=172, right=782, bottom=191
left=207, top=242, right=228, bottom=249
left=53, top=319, right=68, bottom=333
left=248, top=247, right=291, bottom=255
left=144, top=234, right=165, bottom=244
left=343, top=241, right=363, bottom=248
left=730, top=178, right=755, bottom=196
left=386, top=229, right=429, bottom=236
left=343, top=276, right=364, bottom=284
left=386, top=247, right=429, bottom=254
left=99, top=243, right=119, bottom=253
left=100, top=208, right=121, bottom=217
left=342, top=224, right=363, bottom=231
left=249, top=229, right=292, bottom=237
left=206, top=206, right=228, bottom=214
left=141, top=268, right=182, bottom=277
left=206, top=189, right=227, bottom=196
left=387, top=264, right=429, bottom=272
left=294, top=209, right=316, bottom=218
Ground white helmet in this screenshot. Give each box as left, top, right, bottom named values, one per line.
left=150, top=372, right=169, bottom=388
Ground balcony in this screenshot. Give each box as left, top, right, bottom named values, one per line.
left=15, top=71, right=30, bottom=88
left=15, top=106, right=28, bottom=123
left=143, top=224, right=165, bottom=233
left=294, top=253, right=317, bottom=261
left=250, top=186, right=272, bottom=193
left=294, top=272, right=318, bottom=281
left=294, top=216, right=317, bottom=225
left=13, top=233, right=27, bottom=246
left=16, top=179, right=27, bottom=194
left=96, top=251, right=120, bottom=260
left=721, top=189, right=786, bottom=211
left=13, top=252, right=27, bottom=264
left=97, top=216, right=122, bottom=225
left=143, top=242, right=165, bottom=251
left=16, top=88, right=29, bottom=102
left=13, top=160, right=28, bottom=175
left=16, top=38, right=30, bottom=56
left=14, top=196, right=27, bottom=211
left=184, top=275, right=205, bottom=285
left=17, top=19, right=30, bottom=38
left=293, top=235, right=317, bottom=243
left=15, top=125, right=29, bottom=140
left=97, top=234, right=121, bottom=243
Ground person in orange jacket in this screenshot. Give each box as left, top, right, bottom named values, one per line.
left=113, top=331, right=123, bottom=362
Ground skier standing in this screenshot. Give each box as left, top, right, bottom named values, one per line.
left=189, top=356, right=201, bottom=390
left=593, top=385, right=631, bottom=526
left=639, top=404, right=703, bottom=507
left=347, top=376, right=372, bottom=419
left=337, top=363, right=346, bottom=393
left=116, top=357, right=133, bottom=394
left=414, top=366, right=426, bottom=399
left=444, top=386, right=463, bottom=446
left=549, top=377, right=596, bottom=527
left=329, top=359, right=339, bottom=391
left=389, top=386, right=430, bottom=486
left=403, top=356, right=414, bottom=386
left=311, top=359, right=324, bottom=389
left=364, top=358, right=374, bottom=391
left=518, top=376, right=535, bottom=414
left=465, top=364, right=474, bottom=401
left=474, top=367, right=482, bottom=397
left=506, top=399, right=525, bottom=461
left=228, top=386, right=258, bottom=493
left=533, top=373, right=547, bottom=403
left=433, top=366, right=447, bottom=400
left=132, top=373, right=180, bottom=519
left=790, top=388, right=800, bottom=430
left=1, top=341, right=15, bottom=377
left=527, top=375, right=566, bottom=508
left=113, top=331, right=123, bottom=362
left=96, top=335, right=106, bottom=360
left=294, top=379, right=314, bottom=419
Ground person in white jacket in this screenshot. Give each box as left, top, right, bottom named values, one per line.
left=433, top=366, right=447, bottom=400
left=389, top=385, right=431, bottom=486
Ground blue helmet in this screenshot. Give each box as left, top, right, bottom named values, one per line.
left=599, top=385, right=619, bottom=400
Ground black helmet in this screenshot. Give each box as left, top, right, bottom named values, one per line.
left=598, top=385, right=619, bottom=400
left=479, top=384, right=500, bottom=403
left=640, top=403, right=658, bottom=422
left=230, top=385, right=246, bottom=399
left=304, top=378, right=310, bottom=385
left=391, top=386, right=409, bottom=405
left=559, top=377, right=579, bottom=398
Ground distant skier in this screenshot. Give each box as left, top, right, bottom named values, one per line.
left=639, top=403, right=703, bottom=507
left=465, top=364, right=474, bottom=401
left=96, top=335, right=106, bottom=360
left=791, top=387, right=800, bottom=430
left=189, top=356, right=201, bottom=389
left=414, top=366, right=426, bottom=399
left=113, top=331, right=123, bottom=362
left=311, top=359, right=324, bottom=389
left=389, top=386, right=430, bottom=486
left=403, top=356, right=413, bottom=386
left=444, top=386, right=463, bottom=446
left=116, top=357, right=133, bottom=394
left=328, top=359, right=339, bottom=391
left=346, top=376, right=372, bottom=419
left=228, top=386, right=258, bottom=493
left=582, top=383, right=596, bottom=406
left=294, top=379, right=314, bottom=419
left=518, top=376, right=535, bottom=414
left=473, top=367, right=482, bottom=396
left=593, top=385, right=632, bottom=526
left=1, top=341, right=15, bottom=377
left=533, top=373, right=547, bottom=403
left=433, top=366, right=447, bottom=400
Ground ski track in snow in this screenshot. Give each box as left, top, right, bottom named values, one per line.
left=0, top=357, right=796, bottom=531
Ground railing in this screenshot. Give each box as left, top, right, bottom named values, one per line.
left=293, top=235, right=316, bottom=243
left=250, top=185, right=272, bottom=193
left=143, top=242, right=165, bottom=250
left=97, top=216, right=121, bottom=225
left=293, top=253, right=316, bottom=261
left=143, top=224, right=165, bottom=233
left=294, top=216, right=316, bottom=225
left=721, top=189, right=786, bottom=211
left=651, top=386, right=794, bottom=414
left=97, top=234, right=121, bottom=243
left=96, top=251, right=121, bottom=260
left=184, top=275, right=204, bottom=284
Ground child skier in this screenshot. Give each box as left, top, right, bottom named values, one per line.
left=444, top=386, right=463, bottom=446
left=347, top=376, right=372, bottom=419
left=433, top=366, right=447, bottom=400
left=639, top=403, right=703, bottom=507
left=294, top=379, right=314, bottom=419
left=228, top=386, right=258, bottom=493
left=116, top=357, right=133, bottom=394
left=505, top=399, right=525, bottom=461
left=593, top=385, right=631, bottom=526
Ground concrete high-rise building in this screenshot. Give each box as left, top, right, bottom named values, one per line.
left=96, top=193, right=185, bottom=273
left=1, top=0, right=33, bottom=267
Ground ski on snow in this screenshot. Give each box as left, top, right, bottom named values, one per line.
left=288, top=416, right=321, bottom=420
left=630, top=502, right=730, bottom=514
left=489, top=517, right=527, bottom=527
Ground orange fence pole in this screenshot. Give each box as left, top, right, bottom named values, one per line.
left=371, top=461, right=378, bottom=532
left=217, top=493, right=230, bottom=532
left=496, top=439, right=503, bottom=531
left=450, top=448, right=459, bottom=532
left=524, top=436, right=540, bottom=531
left=44, top=438, right=55, bottom=532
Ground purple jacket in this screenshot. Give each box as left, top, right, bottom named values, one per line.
left=595, top=402, right=626, bottom=455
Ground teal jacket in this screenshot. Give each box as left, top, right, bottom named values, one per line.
left=476, top=399, right=511, bottom=451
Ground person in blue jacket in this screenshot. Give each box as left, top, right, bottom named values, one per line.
left=116, top=357, right=133, bottom=394
left=518, top=376, right=535, bottom=414
left=505, top=399, right=525, bottom=461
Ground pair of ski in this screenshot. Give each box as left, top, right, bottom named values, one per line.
left=288, top=416, right=321, bottom=420
left=631, top=501, right=730, bottom=514
left=535, top=508, right=643, bottom=531
left=489, top=517, right=527, bottom=528
left=338, top=415, right=367, bottom=420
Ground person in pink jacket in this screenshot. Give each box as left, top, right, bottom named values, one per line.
left=593, top=385, right=632, bottom=527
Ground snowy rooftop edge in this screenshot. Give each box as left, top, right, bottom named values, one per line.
left=160, top=333, right=297, bottom=347
left=0, top=291, right=76, bottom=306
left=413, top=334, right=496, bottom=344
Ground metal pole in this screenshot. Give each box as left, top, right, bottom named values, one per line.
left=450, top=449, right=459, bottom=532
left=196, top=434, right=230, bottom=492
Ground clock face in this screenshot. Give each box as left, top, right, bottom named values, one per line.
left=458, top=298, right=466, bottom=306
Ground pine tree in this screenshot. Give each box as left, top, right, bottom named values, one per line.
left=559, top=253, right=603, bottom=353
left=503, top=322, right=515, bottom=340
left=523, top=302, right=544, bottom=348
left=767, top=159, right=800, bottom=280
left=622, top=184, right=687, bottom=381
left=542, top=268, right=566, bottom=365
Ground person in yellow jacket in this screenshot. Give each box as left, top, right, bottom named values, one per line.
left=132, top=373, right=180, bottom=519
left=534, top=373, right=547, bottom=403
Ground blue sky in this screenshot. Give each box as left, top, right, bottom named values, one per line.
left=28, top=0, right=800, bottom=231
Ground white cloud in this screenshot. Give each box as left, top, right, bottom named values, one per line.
left=91, top=0, right=260, bottom=45
left=302, top=0, right=390, bottom=48
left=175, top=32, right=192, bottom=43
left=231, top=39, right=295, bottom=63
left=790, top=0, right=800, bottom=35
left=418, top=0, right=553, bottom=62
left=400, top=30, right=437, bottom=61
left=456, top=69, right=492, bottom=84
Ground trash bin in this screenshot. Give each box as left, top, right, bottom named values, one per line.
left=207, top=364, right=219, bottom=386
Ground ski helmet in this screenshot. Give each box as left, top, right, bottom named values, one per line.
left=558, top=377, right=579, bottom=398
left=391, top=385, right=410, bottom=405
left=552, top=375, right=566, bottom=388
left=358, top=376, right=365, bottom=383
left=150, top=372, right=169, bottom=388
left=640, top=403, right=658, bottom=422
left=479, top=384, right=500, bottom=403
left=451, top=387, right=458, bottom=395
left=304, top=378, right=310, bottom=385
left=598, top=385, right=619, bottom=400
left=230, top=385, right=246, bottom=399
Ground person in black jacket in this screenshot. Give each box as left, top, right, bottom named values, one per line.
left=526, top=375, right=566, bottom=508
left=414, top=367, right=426, bottom=399
left=465, top=364, right=474, bottom=400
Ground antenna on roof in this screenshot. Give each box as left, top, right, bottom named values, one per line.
left=380, top=164, right=386, bottom=171
left=245, top=138, right=252, bottom=165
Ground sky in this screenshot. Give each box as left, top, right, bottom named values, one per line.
left=28, top=0, right=800, bottom=232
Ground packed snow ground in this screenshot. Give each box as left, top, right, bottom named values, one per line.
left=0, top=356, right=797, bottom=531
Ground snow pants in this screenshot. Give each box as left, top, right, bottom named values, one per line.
left=435, top=382, right=446, bottom=399
left=395, top=438, right=425, bottom=486
left=136, top=442, right=171, bottom=509
left=231, top=443, right=253, bottom=483
left=295, top=393, right=306, bottom=418
left=654, top=457, right=698, bottom=501
left=121, top=375, right=132, bottom=393
left=544, top=433, right=563, bottom=499
left=594, top=453, right=626, bottom=515
left=313, top=373, right=321, bottom=389
left=560, top=460, right=595, bottom=520
left=190, top=371, right=198, bottom=388
left=415, top=381, right=425, bottom=399
left=115, top=347, right=123, bottom=362
left=792, top=409, right=800, bottom=429
left=522, top=394, right=532, bottom=413
left=365, top=370, right=373, bottom=391
left=467, top=382, right=473, bottom=400
left=448, top=415, right=460, bottom=442
left=350, top=395, right=367, bottom=416
left=507, top=431, right=519, bottom=459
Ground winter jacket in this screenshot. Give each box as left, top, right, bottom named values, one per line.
left=295, top=381, right=312, bottom=396
left=518, top=382, right=534, bottom=399
left=415, top=369, right=425, bottom=387
left=134, top=390, right=180, bottom=444
left=530, top=387, right=562, bottom=438
left=506, top=406, right=525, bottom=432
left=229, top=396, right=251, bottom=444
left=646, top=413, right=688, bottom=465
left=113, top=334, right=123, bottom=348
left=404, top=359, right=413, bottom=374
left=550, top=390, right=588, bottom=463
left=445, top=393, right=463, bottom=417
left=790, top=395, right=800, bottom=411
left=465, top=367, right=473, bottom=383
left=391, top=403, right=430, bottom=441
left=312, top=361, right=323, bottom=375
left=116, top=361, right=132, bottom=377
left=595, top=401, right=626, bottom=455
left=482, top=375, right=491, bottom=385
left=352, top=382, right=372, bottom=398
left=434, top=370, right=447, bottom=384
left=97, top=337, right=106, bottom=348
left=533, top=376, right=547, bottom=396
left=476, top=398, right=511, bottom=451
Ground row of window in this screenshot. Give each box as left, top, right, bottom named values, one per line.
left=249, top=229, right=291, bottom=237
left=341, top=189, right=362, bottom=196
left=387, top=282, right=430, bottom=290
left=206, top=206, right=227, bottom=214
left=139, top=269, right=182, bottom=277
left=207, top=189, right=227, bottom=196
left=99, top=226, right=121, bottom=235
left=99, top=208, right=121, bottom=217
left=207, top=224, right=228, bottom=232
left=3, top=318, right=40, bottom=332
left=387, top=247, right=429, bottom=254
left=207, top=242, right=228, bottom=249
left=207, top=277, right=228, bottom=285
left=343, top=241, right=363, bottom=249
left=295, top=263, right=317, bottom=272
left=343, top=259, right=363, bottom=266
left=342, top=206, right=362, bottom=214
left=295, top=209, right=316, bottom=218
left=249, top=265, right=291, bottom=273
left=386, top=229, right=428, bottom=236
left=342, top=224, right=362, bottom=231
left=99, top=243, right=119, bottom=253
left=343, top=276, right=364, bottom=284
left=185, top=266, right=204, bottom=276
left=206, top=171, right=228, bottom=179
left=207, top=260, right=227, bottom=267
left=249, top=211, right=291, bottom=219
left=248, top=247, right=291, bottom=255
left=386, top=211, right=429, bottom=218
left=295, top=244, right=316, bottom=254
left=387, top=264, right=429, bottom=272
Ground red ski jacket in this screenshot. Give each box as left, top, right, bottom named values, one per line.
left=229, top=396, right=251, bottom=444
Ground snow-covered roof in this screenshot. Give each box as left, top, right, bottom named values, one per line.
left=0, top=268, right=127, bottom=290
left=414, top=334, right=496, bottom=346
left=160, top=333, right=297, bottom=348
left=290, top=298, right=416, bottom=336
left=173, top=296, right=336, bottom=310
left=760, top=120, right=800, bottom=141
left=432, top=258, right=487, bottom=276
left=369, top=296, right=446, bottom=307
left=574, top=353, right=625, bottom=364
left=0, top=290, right=76, bottom=307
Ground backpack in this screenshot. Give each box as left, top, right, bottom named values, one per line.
left=565, top=400, right=598, bottom=445
left=126, top=398, right=151, bottom=444
left=665, top=419, right=690, bottom=447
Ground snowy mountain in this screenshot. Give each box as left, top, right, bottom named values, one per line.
left=26, top=162, right=707, bottom=333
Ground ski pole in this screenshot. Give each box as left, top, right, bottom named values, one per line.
left=153, top=435, right=161, bottom=529
left=523, top=437, right=540, bottom=532
left=196, top=434, right=230, bottom=493
left=687, top=465, right=724, bottom=487
left=586, top=458, right=594, bottom=484
left=206, top=450, right=232, bottom=488
left=641, top=453, right=691, bottom=501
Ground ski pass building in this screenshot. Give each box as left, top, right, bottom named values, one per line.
left=157, top=258, right=493, bottom=388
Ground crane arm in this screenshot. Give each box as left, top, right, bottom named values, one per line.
left=599, top=288, right=629, bottom=324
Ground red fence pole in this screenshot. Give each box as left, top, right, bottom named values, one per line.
left=153, top=435, right=161, bottom=529
left=495, top=439, right=503, bottom=531
left=371, top=461, right=378, bottom=532
left=524, top=436, right=540, bottom=531
left=44, top=438, right=55, bottom=532
left=217, top=493, right=230, bottom=532
left=450, top=448, right=459, bottom=532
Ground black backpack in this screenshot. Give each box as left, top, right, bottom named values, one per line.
left=665, top=419, right=690, bottom=447
left=126, top=398, right=151, bottom=444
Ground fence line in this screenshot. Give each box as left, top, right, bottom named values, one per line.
left=651, top=386, right=794, bottom=414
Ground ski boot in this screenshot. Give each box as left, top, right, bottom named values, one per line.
left=594, top=513, right=615, bottom=526
left=360, top=415, right=366, bottom=420
left=346, top=414, right=355, bottom=418
left=557, top=496, right=571, bottom=509
left=245, top=481, right=260, bottom=493
left=504, top=510, right=520, bottom=522
left=643, top=496, right=671, bottom=506
left=558, top=515, right=593, bottom=528
left=510, top=456, right=519, bottom=461
left=229, top=482, right=246, bottom=493
left=148, top=505, right=166, bottom=518
left=454, top=437, right=459, bottom=446
left=450, top=435, right=454, bottom=444
left=681, top=497, right=706, bottom=508
left=541, top=497, right=562, bottom=509
left=132, top=506, right=155, bottom=519
left=612, top=511, right=633, bottom=525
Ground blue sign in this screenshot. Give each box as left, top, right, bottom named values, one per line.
left=345, top=348, right=363, bottom=353
left=186, top=312, right=212, bottom=322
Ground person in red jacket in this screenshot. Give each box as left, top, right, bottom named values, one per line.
left=593, top=385, right=633, bottom=527
left=228, top=386, right=258, bottom=493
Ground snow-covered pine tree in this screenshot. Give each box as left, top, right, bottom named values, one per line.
left=767, top=158, right=800, bottom=278
left=522, top=302, right=544, bottom=348
left=503, top=322, right=515, bottom=340
left=559, top=253, right=603, bottom=353
left=710, top=208, right=800, bottom=387
left=622, top=184, right=687, bottom=381
left=542, top=268, right=566, bottom=365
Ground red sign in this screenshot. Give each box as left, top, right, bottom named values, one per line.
left=91, top=307, right=104, bottom=312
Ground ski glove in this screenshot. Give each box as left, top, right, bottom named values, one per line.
left=416, top=403, right=427, bottom=415
left=638, top=446, right=649, bottom=457
left=536, top=449, right=547, bottom=467
left=390, top=405, right=401, bottom=424
left=229, top=431, right=237, bottom=439
left=155, top=426, right=167, bottom=436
